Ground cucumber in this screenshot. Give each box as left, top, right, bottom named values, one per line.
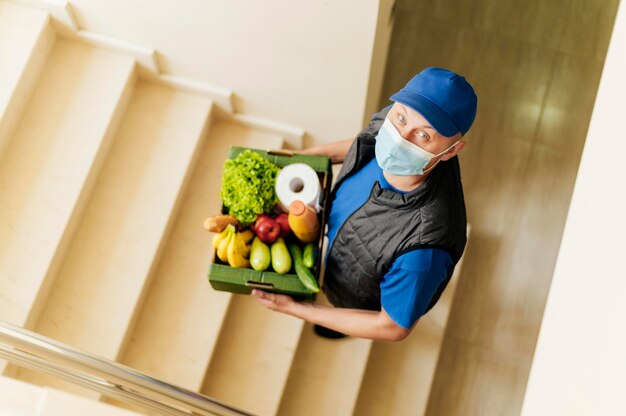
left=302, top=243, right=318, bottom=268
left=271, top=238, right=292, bottom=274
left=288, top=243, right=320, bottom=293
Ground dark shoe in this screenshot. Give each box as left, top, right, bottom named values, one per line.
left=313, top=324, right=347, bottom=339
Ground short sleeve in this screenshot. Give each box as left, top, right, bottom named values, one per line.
left=380, top=248, right=453, bottom=329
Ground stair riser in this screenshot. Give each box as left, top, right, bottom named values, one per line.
left=23, top=70, right=138, bottom=333
left=0, top=17, right=55, bottom=162
left=115, top=101, right=214, bottom=361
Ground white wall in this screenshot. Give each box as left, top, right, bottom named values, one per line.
left=521, top=2, right=626, bottom=415
left=67, top=0, right=390, bottom=144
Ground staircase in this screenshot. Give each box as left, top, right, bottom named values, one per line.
left=0, top=2, right=468, bottom=415
left=0, top=374, right=143, bottom=415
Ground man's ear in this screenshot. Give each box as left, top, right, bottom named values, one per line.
left=441, top=140, right=467, bottom=161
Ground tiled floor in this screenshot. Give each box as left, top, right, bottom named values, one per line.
left=378, top=0, right=620, bottom=414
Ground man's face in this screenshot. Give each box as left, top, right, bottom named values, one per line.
left=388, top=102, right=464, bottom=156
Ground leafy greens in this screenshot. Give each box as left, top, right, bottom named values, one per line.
left=220, top=150, right=280, bottom=226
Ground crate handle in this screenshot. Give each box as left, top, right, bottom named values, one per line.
left=267, top=149, right=293, bottom=157
left=245, top=281, right=275, bottom=290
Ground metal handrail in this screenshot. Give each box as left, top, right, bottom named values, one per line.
left=0, top=320, right=253, bottom=416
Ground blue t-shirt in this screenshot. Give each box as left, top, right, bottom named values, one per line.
left=326, top=158, right=452, bottom=329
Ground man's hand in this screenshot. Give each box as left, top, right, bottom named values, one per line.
left=250, top=289, right=411, bottom=342
left=251, top=289, right=297, bottom=314
left=269, top=138, right=354, bottom=164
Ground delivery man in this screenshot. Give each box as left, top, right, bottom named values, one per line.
left=253, top=67, right=477, bottom=341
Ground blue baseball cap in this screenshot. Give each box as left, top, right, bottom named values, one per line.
left=390, top=67, right=477, bottom=137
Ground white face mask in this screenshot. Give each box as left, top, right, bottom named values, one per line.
left=375, top=118, right=459, bottom=176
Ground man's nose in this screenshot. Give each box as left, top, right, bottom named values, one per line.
left=398, top=125, right=413, bottom=141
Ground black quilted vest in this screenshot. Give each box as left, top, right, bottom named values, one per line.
left=323, top=107, right=467, bottom=313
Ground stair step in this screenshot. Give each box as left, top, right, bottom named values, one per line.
left=353, top=316, right=446, bottom=416
left=201, top=295, right=303, bottom=416
left=12, top=80, right=212, bottom=395
left=0, top=1, right=54, bottom=159
left=354, top=227, right=471, bottom=416
left=277, top=321, right=373, bottom=416
left=0, top=374, right=43, bottom=415
left=116, top=120, right=284, bottom=392
left=0, top=374, right=144, bottom=415
left=0, top=39, right=136, bottom=342
left=38, top=387, right=142, bottom=416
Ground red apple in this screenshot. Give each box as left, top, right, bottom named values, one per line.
left=250, top=213, right=271, bottom=233
left=256, top=217, right=281, bottom=244
left=275, top=213, right=291, bottom=237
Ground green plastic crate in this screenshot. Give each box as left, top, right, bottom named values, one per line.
left=207, top=146, right=332, bottom=299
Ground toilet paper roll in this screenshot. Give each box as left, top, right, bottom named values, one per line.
left=275, top=163, right=322, bottom=213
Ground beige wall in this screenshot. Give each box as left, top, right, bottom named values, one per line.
left=521, top=1, right=626, bottom=415
left=66, top=0, right=391, bottom=144
left=362, top=0, right=395, bottom=128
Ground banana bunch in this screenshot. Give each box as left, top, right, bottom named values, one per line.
left=213, top=224, right=254, bottom=268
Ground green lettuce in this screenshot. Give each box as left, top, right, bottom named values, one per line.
left=220, top=150, right=280, bottom=226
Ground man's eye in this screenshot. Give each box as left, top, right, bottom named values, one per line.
left=417, top=131, right=429, bottom=140
left=398, top=115, right=407, bottom=124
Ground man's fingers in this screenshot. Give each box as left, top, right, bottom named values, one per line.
left=252, top=289, right=272, bottom=300
left=252, top=289, right=265, bottom=298
left=252, top=289, right=277, bottom=308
